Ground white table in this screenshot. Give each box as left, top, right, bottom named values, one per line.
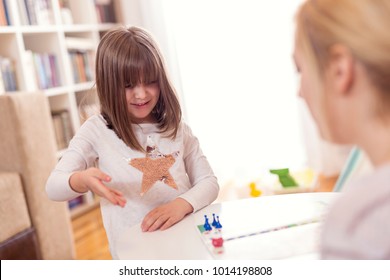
left=116, top=192, right=338, bottom=260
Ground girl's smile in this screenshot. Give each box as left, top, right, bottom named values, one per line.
left=126, top=82, right=160, bottom=123
left=132, top=101, right=149, bottom=107
left=130, top=100, right=151, bottom=109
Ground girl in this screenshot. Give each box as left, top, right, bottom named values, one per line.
left=46, top=26, right=219, bottom=258
left=294, top=0, right=390, bottom=259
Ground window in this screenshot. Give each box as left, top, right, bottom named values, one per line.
left=162, top=0, right=307, bottom=186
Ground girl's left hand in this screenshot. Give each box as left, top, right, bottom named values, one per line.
left=141, top=198, right=194, bottom=232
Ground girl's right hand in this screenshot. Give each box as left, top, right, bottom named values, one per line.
left=69, top=167, right=126, bottom=207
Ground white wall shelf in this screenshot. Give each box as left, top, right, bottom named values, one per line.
left=0, top=0, right=124, bottom=218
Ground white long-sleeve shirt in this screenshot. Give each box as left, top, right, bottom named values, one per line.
left=320, top=164, right=390, bottom=259
left=46, top=114, right=219, bottom=258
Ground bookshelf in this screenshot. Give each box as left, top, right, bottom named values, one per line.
left=0, top=0, right=123, bottom=218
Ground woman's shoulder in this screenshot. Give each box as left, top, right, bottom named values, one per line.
left=329, top=164, right=390, bottom=227
left=344, top=164, right=390, bottom=193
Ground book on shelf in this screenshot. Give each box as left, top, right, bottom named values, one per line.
left=95, top=0, right=116, bottom=23
left=52, top=109, right=73, bottom=150
left=68, top=192, right=98, bottom=213
left=0, top=1, right=5, bottom=26
left=35, top=0, right=55, bottom=25
left=19, top=0, right=54, bottom=25
left=49, top=54, right=61, bottom=87
left=0, top=0, right=11, bottom=26
left=31, top=52, right=61, bottom=89
left=58, top=0, right=73, bottom=25
left=69, top=50, right=94, bottom=83
left=0, top=72, right=4, bottom=95
left=0, top=57, right=18, bottom=93
left=24, top=50, right=38, bottom=91
left=68, top=195, right=84, bottom=210
left=16, top=0, right=29, bottom=25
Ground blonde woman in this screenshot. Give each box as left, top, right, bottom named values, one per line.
left=294, top=0, right=390, bottom=259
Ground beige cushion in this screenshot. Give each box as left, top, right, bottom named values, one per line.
left=0, top=172, right=31, bottom=242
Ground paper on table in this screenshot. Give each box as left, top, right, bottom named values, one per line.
left=195, top=197, right=329, bottom=259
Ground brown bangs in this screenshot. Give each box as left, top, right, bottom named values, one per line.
left=123, top=41, right=161, bottom=88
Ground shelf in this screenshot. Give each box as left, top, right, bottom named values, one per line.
left=0, top=26, right=18, bottom=33
left=45, top=86, right=70, bottom=97
left=20, top=26, right=58, bottom=34
left=0, top=0, right=124, bottom=217
left=62, top=23, right=119, bottom=33
left=72, top=81, right=95, bottom=92
left=62, top=24, right=99, bottom=33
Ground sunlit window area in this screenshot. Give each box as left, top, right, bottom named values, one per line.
left=162, top=0, right=307, bottom=188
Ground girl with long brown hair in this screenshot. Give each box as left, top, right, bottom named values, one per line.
left=46, top=26, right=219, bottom=258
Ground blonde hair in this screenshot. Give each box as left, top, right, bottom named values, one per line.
left=95, top=26, right=182, bottom=151
left=296, top=0, right=390, bottom=107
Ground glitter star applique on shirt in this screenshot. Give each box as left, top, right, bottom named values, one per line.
left=129, top=136, right=179, bottom=196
